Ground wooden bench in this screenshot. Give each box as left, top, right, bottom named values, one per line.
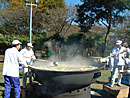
left=103, top=84, right=129, bottom=98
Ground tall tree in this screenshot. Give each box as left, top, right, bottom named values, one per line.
left=76, top=0, right=130, bottom=56
left=114, top=13, right=130, bottom=43
left=40, top=5, right=77, bottom=39
left=0, top=0, right=69, bottom=43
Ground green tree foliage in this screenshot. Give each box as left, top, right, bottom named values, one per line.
left=0, top=0, right=67, bottom=44
left=67, top=33, right=85, bottom=45
left=38, top=0, right=65, bottom=12
left=76, top=0, right=130, bottom=55
left=114, top=14, right=130, bottom=43
left=86, top=34, right=104, bottom=48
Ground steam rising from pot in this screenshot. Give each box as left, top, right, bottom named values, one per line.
left=32, top=41, right=100, bottom=71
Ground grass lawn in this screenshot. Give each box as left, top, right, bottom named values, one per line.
left=0, top=64, right=4, bottom=98
left=91, top=69, right=111, bottom=90
left=0, top=63, right=111, bottom=98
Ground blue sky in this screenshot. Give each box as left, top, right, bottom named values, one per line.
left=65, top=0, right=82, bottom=6
left=0, top=0, right=82, bottom=8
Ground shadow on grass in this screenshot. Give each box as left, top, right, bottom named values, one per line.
left=96, top=80, right=110, bottom=85
left=91, top=88, right=116, bottom=98
left=0, top=84, right=4, bottom=98
left=0, top=83, right=4, bottom=87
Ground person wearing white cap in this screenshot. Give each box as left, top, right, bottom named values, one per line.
left=108, top=53, right=114, bottom=82
left=20, top=43, right=36, bottom=88
left=2, top=40, right=27, bottom=98
left=110, top=40, right=127, bottom=87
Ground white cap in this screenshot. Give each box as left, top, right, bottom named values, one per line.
left=116, top=40, right=122, bottom=45
left=12, top=40, right=22, bottom=45
left=27, top=43, right=33, bottom=47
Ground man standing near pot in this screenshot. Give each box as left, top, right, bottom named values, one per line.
left=108, top=53, right=114, bottom=82
left=20, top=43, right=36, bottom=89
left=2, top=40, right=27, bottom=98
left=110, top=40, right=126, bottom=87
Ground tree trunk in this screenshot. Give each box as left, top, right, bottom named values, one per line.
left=103, top=13, right=112, bottom=57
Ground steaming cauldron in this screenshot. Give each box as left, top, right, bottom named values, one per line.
left=28, top=59, right=103, bottom=92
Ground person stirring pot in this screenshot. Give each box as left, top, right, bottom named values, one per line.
left=20, top=43, right=36, bottom=89
left=110, top=40, right=127, bottom=87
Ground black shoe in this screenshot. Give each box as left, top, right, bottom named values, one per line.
left=109, top=84, right=114, bottom=87
left=117, top=84, right=121, bottom=87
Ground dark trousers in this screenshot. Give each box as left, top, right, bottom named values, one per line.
left=4, top=75, right=21, bottom=98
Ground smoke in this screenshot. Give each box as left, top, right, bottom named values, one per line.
left=36, top=41, right=99, bottom=67
left=65, top=55, right=95, bottom=66
left=44, top=41, right=52, bottom=48
left=44, top=41, right=54, bottom=54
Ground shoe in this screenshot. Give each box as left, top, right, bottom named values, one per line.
left=109, top=84, right=114, bottom=87
left=117, top=84, right=121, bottom=87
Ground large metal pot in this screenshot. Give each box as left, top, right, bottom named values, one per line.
left=28, top=60, right=103, bottom=92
